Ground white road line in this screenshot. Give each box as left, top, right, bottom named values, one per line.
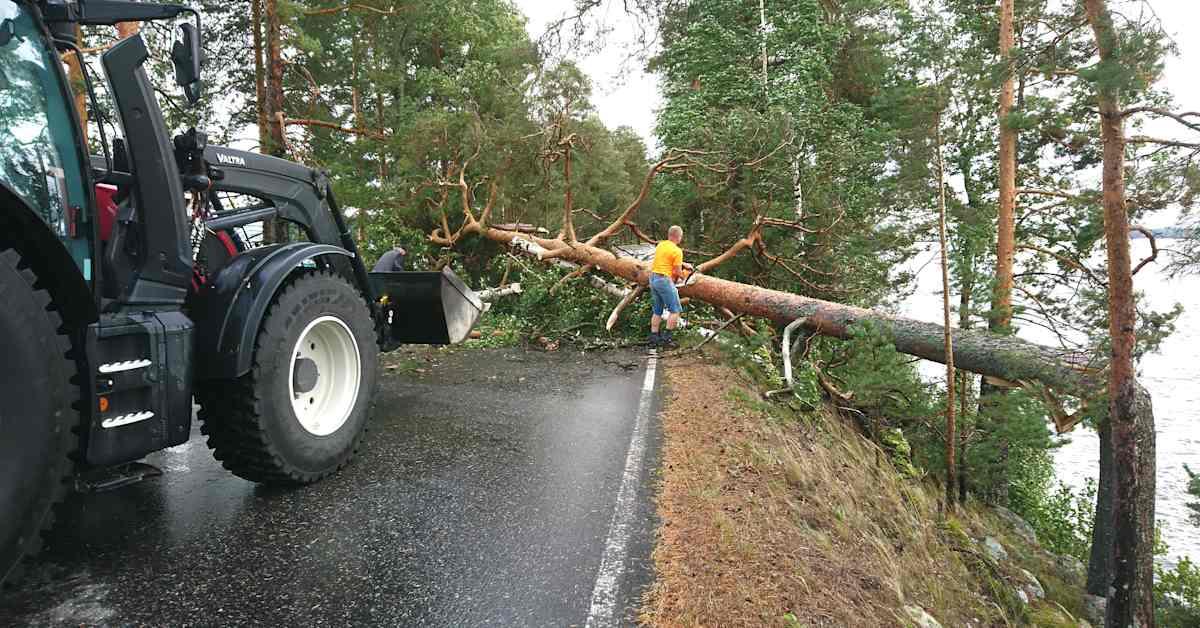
left=585, top=351, right=658, bottom=627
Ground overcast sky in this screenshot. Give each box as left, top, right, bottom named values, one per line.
left=515, top=1, right=663, bottom=143
left=515, top=0, right=1200, bottom=147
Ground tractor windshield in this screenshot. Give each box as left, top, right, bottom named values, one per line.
left=0, top=0, right=90, bottom=260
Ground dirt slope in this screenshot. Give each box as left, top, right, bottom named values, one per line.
left=641, top=353, right=1088, bottom=627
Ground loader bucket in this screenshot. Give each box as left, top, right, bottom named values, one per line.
left=369, top=268, right=483, bottom=345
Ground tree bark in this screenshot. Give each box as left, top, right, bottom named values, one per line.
left=262, top=0, right=287, bottom=243
left=264, top=0, right=284, bottom=157
left=981, top=0, right=1019, bottom=505
left=936, top=113, right=957, bottom=508
left=1088, top=417, right=1116, bottom=597
left=993, top=0, right=1017, bottom=334
left=1084, top=0, right=1157, bottom=624
left=251, top=0, right=270, bottom=153
left=351, top=33, right=366, bottom=244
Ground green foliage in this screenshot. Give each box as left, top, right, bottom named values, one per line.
left=482, top=259, right=652, bottom=342
left=813, top=321, right=942, bottom=477
left=968, top=390, right=1057, bottom=504
left=783, top=359, right=823, bottom=412
left=825, top=321, right=937, bottom=432
left=1156, top=557, right=1200, bottom=626
left=652, top=0, right=920, bottom=306
left=1015, top=480, right=1097, bottom=563
left=879, top=427, right=919, bottom=479
left=466, top=313, right=522, bottom=349
left=711, top=319, right=778, bottom=383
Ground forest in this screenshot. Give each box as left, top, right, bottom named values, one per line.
left=73, top=0, right=1200, bottom=625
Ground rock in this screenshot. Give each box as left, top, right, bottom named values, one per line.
left=1083, top=593, right=1107, bottom=626
left=980, top=536, right=1008, bottom=562
left=903, top=606, right=943, bottom=628
left=1055, top=553, right=1087, bottom=581
left=993, top=505, right=1038, bottom=544
left=1018, top=568, right=1045, bottom=600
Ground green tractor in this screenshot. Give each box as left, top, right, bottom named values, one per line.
left=0, top=0, right=481, bottom=585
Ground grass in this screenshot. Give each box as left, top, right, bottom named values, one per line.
left=641, top=350, right=1091, bottom=627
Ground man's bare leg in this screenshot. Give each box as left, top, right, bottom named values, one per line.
left=651, top=314, right=663, bottom=334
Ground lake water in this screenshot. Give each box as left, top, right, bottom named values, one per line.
left=901, top=239, right=1198, bottom=564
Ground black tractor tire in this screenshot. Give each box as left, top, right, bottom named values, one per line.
left=196, top=270, right=378, bottom=485
left=0, top=249, right=78, bottom=586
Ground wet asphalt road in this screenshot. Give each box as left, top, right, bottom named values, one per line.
left=0, top=346, right=661, bottom=627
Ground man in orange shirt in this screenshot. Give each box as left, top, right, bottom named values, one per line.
left=647, top=225, right=692, bottom=348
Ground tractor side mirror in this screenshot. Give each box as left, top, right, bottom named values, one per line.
left=171, top=22, right=203, bottom=105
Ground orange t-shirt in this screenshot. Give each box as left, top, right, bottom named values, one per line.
left=651, top=240, right=683, bottom=277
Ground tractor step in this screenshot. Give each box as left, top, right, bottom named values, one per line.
left=74, top=462, right=163, bottom=493
left=85, top=311, right=194, bottom=466
left=98, top=359, right=152, bottom=374
left=100, top=410, right=155, bottom=429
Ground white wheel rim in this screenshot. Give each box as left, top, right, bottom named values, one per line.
left=288, top=315, right=361, bottom=436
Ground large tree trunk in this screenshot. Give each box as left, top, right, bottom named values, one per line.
left=251, top=0, right=270, bottom=153
left=262, top=0, right=287, bottom=244
left=982, top=0, right=1020, bottom=505
left=1084, top=0, right=1157, bottom=624
left=1088, top=418, right=1116, bottom=596
left=993, top=0, right=1017, bottom=334
left=264, top=0, right=284, bottom=157
left=470, top=226, right=1104, bottom=394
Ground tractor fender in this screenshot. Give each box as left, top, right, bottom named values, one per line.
left=191, top=242, right=352, bottom=380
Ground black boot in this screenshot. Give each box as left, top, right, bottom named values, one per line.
left=660, top=330, right=677, bottom=348
left=646, top=332, right=662, bottom=348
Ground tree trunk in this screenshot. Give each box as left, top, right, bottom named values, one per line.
left=993, top=0, right=1016, bottom=334
left=936, top=113, right=957, bottom=508
left=262, top=0, right=287, bottom=243
left=1088, top=418, right=1115, bottom=596
left=351, top=34, right=366, bottom=245
left=264, top=0, right=284, bottom=157
left=251, top=0, right=270, bottom=153
left=958, top=421, right=968, bottom=503
left=982, top=0, right=1019, bottom=505
left=1084, top=0, right=1156, bottom=624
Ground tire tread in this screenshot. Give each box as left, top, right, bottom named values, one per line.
left=196, top=270, right=375, bottom=485
left=0, top=248, right=79, bottom=586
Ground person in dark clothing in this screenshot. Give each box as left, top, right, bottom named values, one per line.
left=373, top=244, right=407, bottom=272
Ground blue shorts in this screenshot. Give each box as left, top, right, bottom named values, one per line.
left=649, top=273, right=682, bottom=316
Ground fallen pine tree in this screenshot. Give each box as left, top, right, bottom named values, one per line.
left=424, top=144, right=1154, bottom=606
